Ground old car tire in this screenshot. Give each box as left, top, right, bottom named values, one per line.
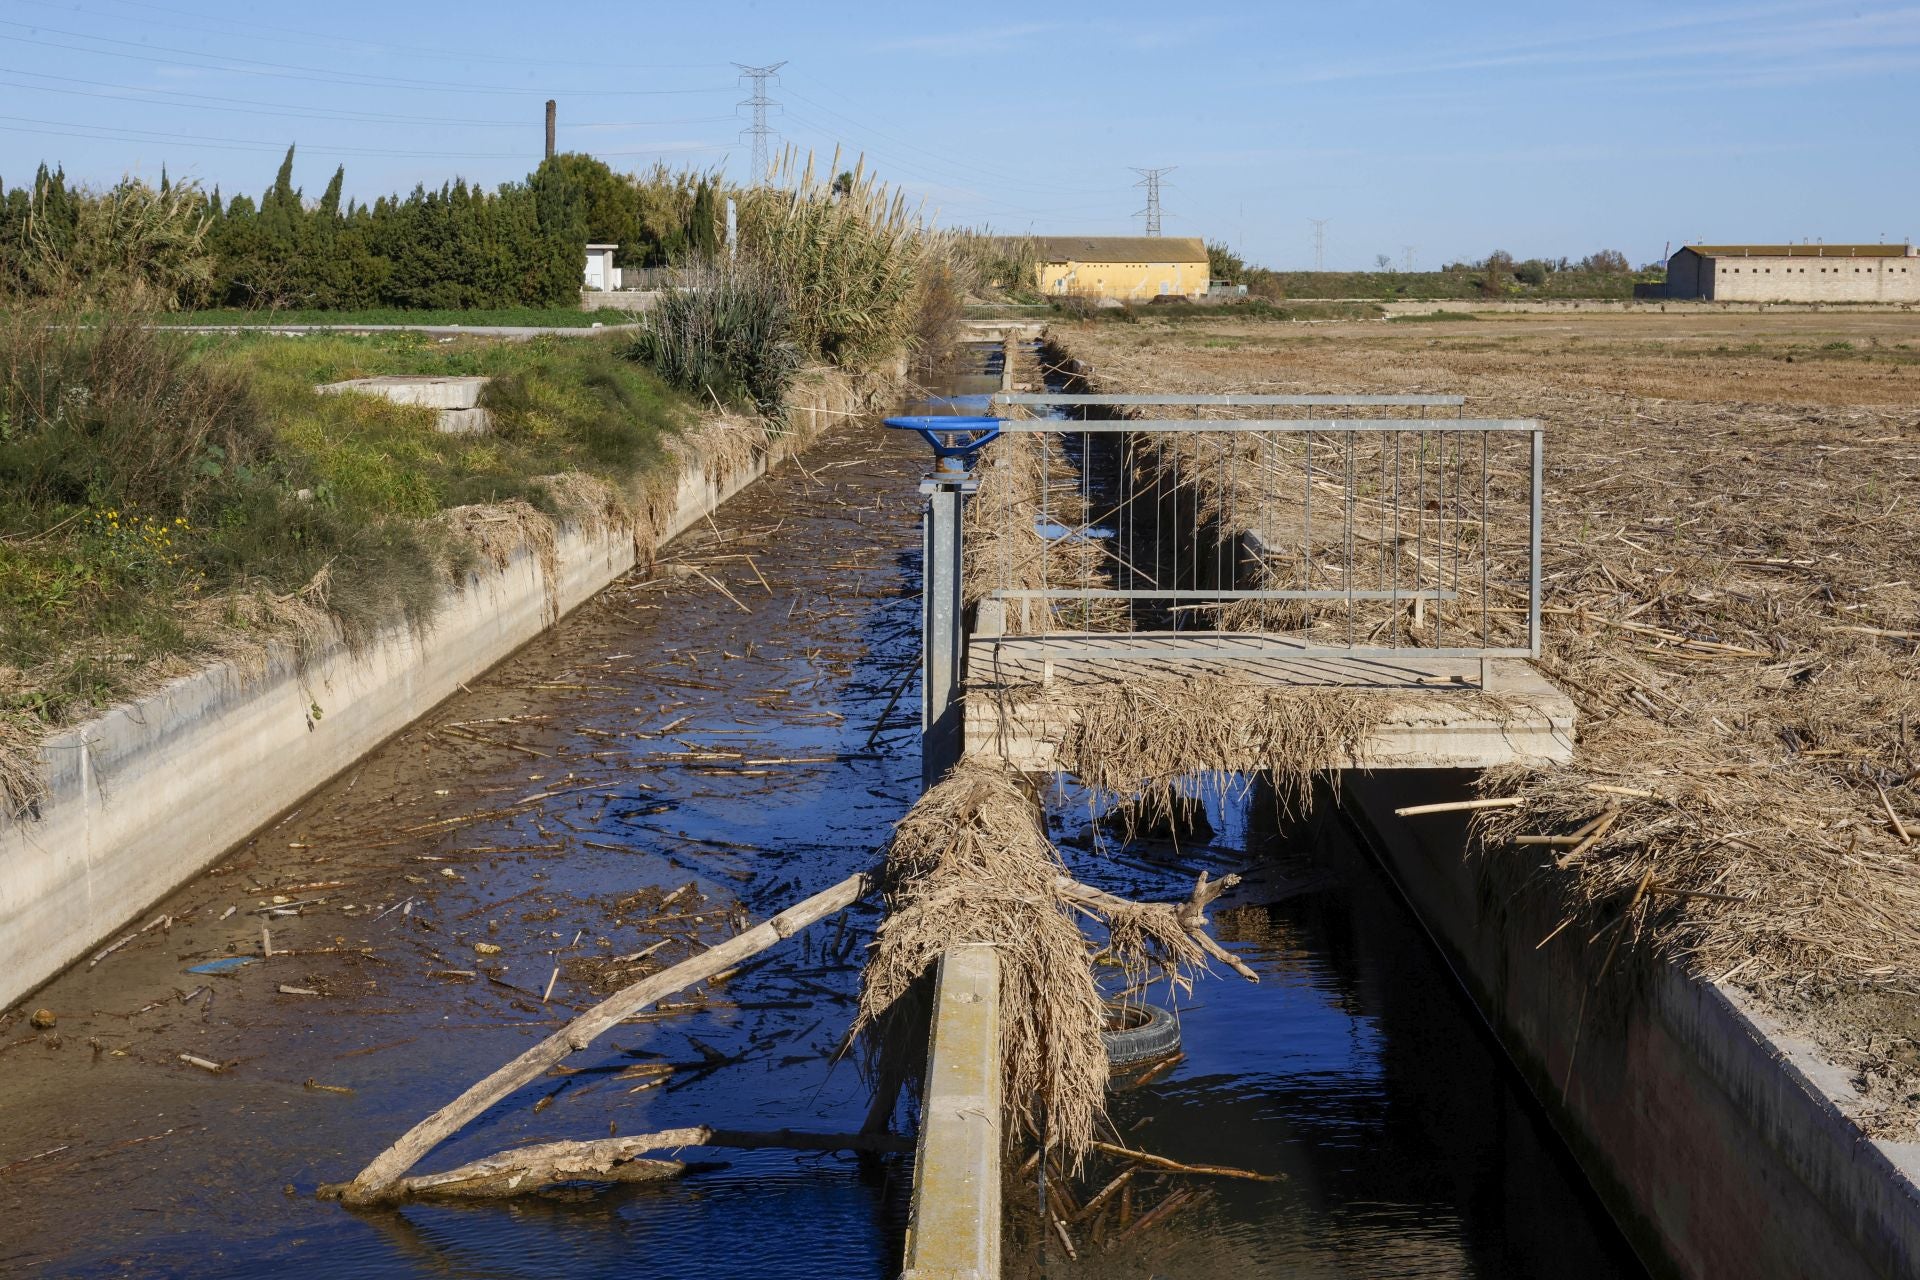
left=1102, top=1002, right=1181, bottom=1068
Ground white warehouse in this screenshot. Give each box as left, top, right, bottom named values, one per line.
left=1665, top=243, right=1918, bottom=302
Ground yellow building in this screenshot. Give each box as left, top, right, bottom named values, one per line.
left=1031, top=235, right=1210, bottom=300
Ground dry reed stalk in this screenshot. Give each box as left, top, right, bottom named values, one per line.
left=0, top=713, right=45, bottom=820
left=962, top=365, right=1127, bottom=634
left=855, top=760, right=1243, bottom=1166
left=856, top=760, right=1108, bottom=1164
left=1050, top=676, right=1381, bottom=824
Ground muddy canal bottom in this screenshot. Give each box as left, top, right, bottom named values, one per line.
left=1, top=364, right=1639, bottom=1278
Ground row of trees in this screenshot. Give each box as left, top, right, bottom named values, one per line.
left=1444, top=249, right=1636, bottom=283
left=0, top=148, right=728, bottom=311
left=1209, top=239, right=1638, bottom=284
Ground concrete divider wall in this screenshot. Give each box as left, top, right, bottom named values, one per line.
left=1343, top=770, right=1920, bottom=1280
left=1346, top=298, right=1917, bottom=316
left=902, top=944, right=1003, bottom=1280
left=0, top=372, right=883, bottom=1009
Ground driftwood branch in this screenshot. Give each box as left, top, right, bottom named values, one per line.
left=1054, top=870, right=1258, bottom=983
left=1090, top=1139, right=1284, bottom=1182
left=334, top=869, right=875, bottom=1207
left=321, top=1126, right=911, bottom=1204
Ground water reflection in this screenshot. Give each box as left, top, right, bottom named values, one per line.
left=1013, top=787, right=1645, bottom=1278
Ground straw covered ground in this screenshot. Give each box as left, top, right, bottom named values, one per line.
left=1055, top=309, right=1920, bottom=1134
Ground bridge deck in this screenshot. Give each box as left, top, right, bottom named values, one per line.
left=963, top=632, right=1575, bottom=773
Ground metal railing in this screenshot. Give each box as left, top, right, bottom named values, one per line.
left=980, top=393, right=1543, bottom=660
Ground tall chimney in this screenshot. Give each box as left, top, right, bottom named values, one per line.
left=544, top=99, right=556, bottom=160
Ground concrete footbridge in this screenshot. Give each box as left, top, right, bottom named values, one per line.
left=901, top=387, right=1569, bottom=782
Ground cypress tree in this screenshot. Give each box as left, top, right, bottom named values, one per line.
left=318, top=165, right=343, bottom=218
left=689, top=180, right=720, bottom=260
left=530, top=157, right=587, bottom=307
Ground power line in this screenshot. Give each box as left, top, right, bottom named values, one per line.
left=0, top=66, right=736, bottom=129
left=733, top=62, right=785, bottom=184
left=0, top=113, right=726, bottom=162
left=1402, top=245, right=1417, bottom=272
left=773, top=105, right=1125, bottom=216
left=0, top=22, right=733, bottom=97
left=1132, top=166, right=1173, bottom=236
left=84, top=0, right=724, bottom=73
left=1309, top=218, right=1330, bottom=270
left=779, top=75, right=1118, bottom=198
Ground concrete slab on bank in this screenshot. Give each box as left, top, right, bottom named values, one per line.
left=317, top=375, right=493, bottom=433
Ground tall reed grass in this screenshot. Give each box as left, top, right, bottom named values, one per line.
left=17, top=178, right=214, bottom=309
left=626, top=258, right=801, bottom=416
left=733, top=149, right=939, bottom=366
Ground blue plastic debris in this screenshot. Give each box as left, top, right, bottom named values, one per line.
left=186, top=957, right=256, bottom=976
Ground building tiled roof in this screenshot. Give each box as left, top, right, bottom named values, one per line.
left=1680, top=243, right=1912, bottom=259
left=1028, top=235, right=1209, bottom=265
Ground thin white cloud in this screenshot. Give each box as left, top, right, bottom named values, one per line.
left=869, top=22, right=1063, bottom=55
left=1267, top=0, right=1917, bottom=87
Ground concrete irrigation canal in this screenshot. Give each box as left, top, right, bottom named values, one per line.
left=0, top=340, right=1911, bottom=1278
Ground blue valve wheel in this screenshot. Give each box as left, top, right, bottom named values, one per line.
left=883, top=415, right=1003, bottom=462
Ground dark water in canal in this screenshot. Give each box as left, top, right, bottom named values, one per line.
left=0, top=348, right=1642, bottom=1278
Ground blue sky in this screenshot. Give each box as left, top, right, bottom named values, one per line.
left=2, top=0, right=1916, bottom=269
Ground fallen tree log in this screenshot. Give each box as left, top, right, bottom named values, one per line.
left=1054, top=870, right=1258, bottom=983
left=333, top=869, right=876, bottom=1207
left=320, top=1126, right=911, bottom=1203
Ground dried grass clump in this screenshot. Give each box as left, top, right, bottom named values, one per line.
left=439, top=498, right=559, bottom=620
left=964, top=441, right=1127, bottom=635
left=534, top=472, right=631, bottom=541
left=1054, top=676, right=1380, bottom=824
left=856, top=761, right=1255, bottom=1162
left=960, top=345, right=1126, bottom=634
left=1096, top=892, right=1212, bottom=993
left=856, top=760, right=1109, bottom=1162
left=0, top=712, right=46, bottom=819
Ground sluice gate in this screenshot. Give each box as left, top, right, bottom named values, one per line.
left=888, top=379, right=1579, bottom=1278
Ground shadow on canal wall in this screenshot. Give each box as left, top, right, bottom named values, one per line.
left=1342, top=771, right=1920, bottom=1280
left=0, top=365, right=900, bottom=1010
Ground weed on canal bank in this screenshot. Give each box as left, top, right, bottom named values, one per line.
left=0, top=307, right=698, bottom=797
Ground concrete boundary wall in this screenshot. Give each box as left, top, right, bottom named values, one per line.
left=0, top=374, right=882, bottom=1010
left=1364, top=299, right=1920, bottom=316
left=901, top=944, right=1002, bottom=1280
left=1342, top=770, right=1920, bottom=1280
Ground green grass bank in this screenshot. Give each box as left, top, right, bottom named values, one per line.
left=0, top=314, right=701, bottom=778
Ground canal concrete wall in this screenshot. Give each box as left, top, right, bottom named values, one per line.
left=902, top=944, right=1003, bottom=1280
left=1350, top=298, right=1918, bottom=316
left=1343, top=770, right=1920, bottom=1280
left=0, top=370, right=887, bottom=1010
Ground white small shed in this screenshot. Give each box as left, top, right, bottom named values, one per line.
left=583, top=243, right=620, bottom=292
